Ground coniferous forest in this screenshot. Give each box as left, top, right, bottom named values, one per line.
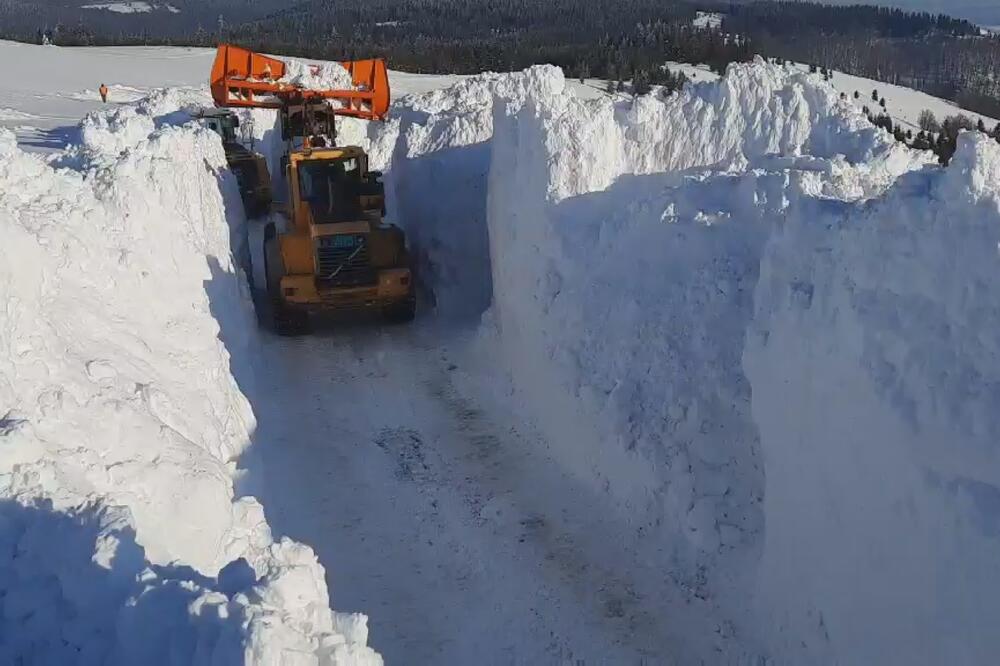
left=2, top=0, right=999, bottom=119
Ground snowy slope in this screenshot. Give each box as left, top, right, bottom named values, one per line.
left=0, top=47, right=381, bottom=665
left=788, top=62, right=999, bottom=131
left=661, top=60, right=1000, bottom=132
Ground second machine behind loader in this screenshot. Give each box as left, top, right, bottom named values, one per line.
left=210, top=44, right=415, bottom=333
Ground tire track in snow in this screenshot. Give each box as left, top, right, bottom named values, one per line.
left=245, top=320, right=759, bottom=664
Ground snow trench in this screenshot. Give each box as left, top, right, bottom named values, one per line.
left=3, top=54, right=999, bottom=665
left=360, top=60, right=996, bottom=662
left=0, top=93, right=380, bottom=664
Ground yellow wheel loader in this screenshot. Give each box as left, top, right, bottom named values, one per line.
left=195, top=108, right=272, bottom=218
left=210, top=44, right=414, bottom=334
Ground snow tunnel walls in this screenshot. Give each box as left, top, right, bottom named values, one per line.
left=0, top=94, right=381, bottom=664
left=482, top=64, right=799, bottom=614
left=481, top=60, right=995, bottom=661
left=339, top=77, right=518, bottom=323
left=745, top=133, right=1000, bottom=664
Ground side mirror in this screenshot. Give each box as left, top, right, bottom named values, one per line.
left=370, top=170, right=383, bottom=181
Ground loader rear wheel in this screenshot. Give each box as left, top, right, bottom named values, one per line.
left=264, top=234, right=308, bottom=335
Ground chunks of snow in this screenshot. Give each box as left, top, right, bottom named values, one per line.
left=281, top=59, right=356, bottom=91
left=0, top=86, right=380, bottom=664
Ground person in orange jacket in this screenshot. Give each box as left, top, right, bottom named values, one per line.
left=99, top=83, right=109, bottom=103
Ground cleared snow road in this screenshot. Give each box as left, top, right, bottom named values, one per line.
left=239, top=319, right=733, bottom=665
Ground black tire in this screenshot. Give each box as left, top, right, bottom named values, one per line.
left=264, top=234, right=308, bottom=335
left=383, top=298, right=416, bottom=324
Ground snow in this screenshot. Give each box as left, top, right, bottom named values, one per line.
left=479, top=62, right=1000, bottom=663
left=0, top=49, right=380, bottom=666
left=3, top=38, right=1000, bottom=665
left=0, top=107, right=35, bottom=121
left=693, top=11, right=724, bottom=29
left=339, top=57, right=996, bottom=661
left=281, top=59, right=356, bottom=92
left=665, top=61, right=719, bottom=82
left=82, top=2, right=154, bottom=13
left=745, top=131, right=1000, bottom=663
left=478, top=60, right=931, bottom=635
left=660, top=61, right=999, bottom=133
left=788, top=62, right=999, bottom=131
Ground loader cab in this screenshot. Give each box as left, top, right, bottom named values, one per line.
left=196, top=109, right=272, bottom=217
left=287, top=148, right=385, bottom=228
left=297, top=155, right=365, bottom=223
left=197, top=109, right=239, bottom=144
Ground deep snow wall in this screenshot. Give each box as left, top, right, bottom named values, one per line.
left=745, top=133, right=1000, bottom=664
left=337, top=73, right=570, bottom=321
left=483, top=61, right=930, bottom=609
left=0, top=91, right=380, bottom=665
left=477, top=60, right=995, bottom=662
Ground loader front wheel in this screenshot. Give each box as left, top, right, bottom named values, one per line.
left=264, top=235, right=308, bottom=335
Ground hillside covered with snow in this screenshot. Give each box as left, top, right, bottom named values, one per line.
left=2, top=40, right=1000, bottom=664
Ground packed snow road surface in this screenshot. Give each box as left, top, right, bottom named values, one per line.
left=244, top=319, right=771, bottom=664
left=3, top=39, right=1000, bottom=665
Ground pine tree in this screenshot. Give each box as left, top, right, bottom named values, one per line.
left=918, top=110, right=940, bottom=133
left=632, top=69, right=651, bottom=95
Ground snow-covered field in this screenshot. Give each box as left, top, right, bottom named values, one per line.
left=82, top=2, right=179, bottom=14
left=789, top=63, right=999, bottom=131
left=662, top=60, right=999, bottom=132
left=693, top=11, right=724, bottom=29
left=2, top=39, right=1000, bottom=665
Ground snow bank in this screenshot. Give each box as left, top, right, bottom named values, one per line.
left=481, top=58, right=929, bottom=568
left=341, top=60, right=928, bottom=322
left=336, top=71, right=564, bottom=319
left=0, top=89, right=380, bottom=664
left=471, top=59, right=995, bottom=662
left=357, top=57, right=997, bottom=659
left=745, top=132, right=1000, bottom=664
left=281, top=59, right=355, bottom=92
